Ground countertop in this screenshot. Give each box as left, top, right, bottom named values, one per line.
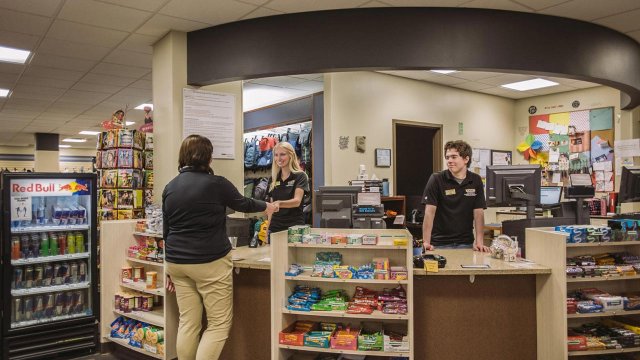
left=231, top=246, right=551, bottom=276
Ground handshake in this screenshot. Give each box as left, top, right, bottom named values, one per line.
left=265, top=201, right=280, bottom=216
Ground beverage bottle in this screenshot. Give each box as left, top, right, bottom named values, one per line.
left=67, top=232, right=76, bottom=254
left=11, top=236, right=21, bottom=260
left=20, top=235, right=30, bottom=258
left=75, top=231, right=85, bottom=253
left=37, top=198, right=46, bottom=225
left=77, top=205, right=86, bottom=225
left=58, top=232, right=67, bottom=255
left=49, top=232, right=58, bottom=256
left=40, top=233, right=49, bottom=257
left=32, top=201, right=38, bottom=225
left=52, top=202, right=62, bottom=225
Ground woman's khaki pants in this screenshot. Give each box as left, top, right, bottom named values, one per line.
left=166, top=253, right=233, bottom=360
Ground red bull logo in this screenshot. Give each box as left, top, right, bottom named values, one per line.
left=58, top=181, right=89, bottom=193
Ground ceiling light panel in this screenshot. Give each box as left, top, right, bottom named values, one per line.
left=501, top=78, right=559, bottom=91
left=0, top=45, right=31, bottom=64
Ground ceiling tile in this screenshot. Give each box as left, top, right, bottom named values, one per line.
left=38, top=37, right=112, bottom=61
left=448, top=71, right=502, bottom=81
left=91, top=62, right=150, bottom=78
left=506, top=0, right=565, bottom=11
left=266, top=0, right=371, bottom=12
left=565, top=80, right=603, bottom=89
left=81, top=73, right=138, bottom=87
left=477, top=73, right=536, bottom=86
left=97, top=0, right=166, bottom=12
left=0, top=62, right=26, bottom=74
left=48, top=20, right=130, bottom=48
left=237, top=0, right=271, bottom=5
left=19, top=75, right=76, bottom=89
left=11, top=85, right=66, bottom=101
left=240, top=6, right=284, bottom=20
left=287, top=80, right=324, bottom=92
left=30, top=53, right=98, bottom=72
left=142, top=72, right=152, bottom=80
left=35, top=114, right=75, bottom=122
left=24, top=65, right=85, bottom=81
left=290, top=73, right=323, bottom=81
left=3, top=102, right=50, bottom=112
left=59, top=0, right=151, bottom=32
left=114, top=87, right=152, bottom=98
left=0, top=30, right=41, bottom=51
left=359, top=1, right=392, bottom=7
left=461, top=0, right=533, bottom=12
left=136, top=14, right=211, bottom=36
left=103, top=50, right=152, bottom=68
left=251, top=76, right=308, bottom=87
left=5, top=97, right=54, bottom=108
left=0, top=8, right=52, bottom=36
left=528, top=84, right=577, bottom=96
left=0, top=0, right=63, bottom=17
left=595, top=8, right=640, bottom=33
left=0, top=109, right=41, bottom=118
left=450, top=82, right=494, bottom=91
left=0, top=71, right=19, bottom=83
left=117, top=33, right=161, bottom=54
left=477, top=87, right=529, bottom=99
left=23, top=123, right=59, bottom=132
left=60, top=89, right=112, bottom=105
left=128, top=79, right=152, bottom=89
left=540, top=0, right=640, bottom=21
left=159, top=0, right=256, bottom=25
left=72, top=81, right=124, bottom=94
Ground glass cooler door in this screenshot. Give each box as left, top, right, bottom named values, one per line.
left=5, top=176, right=95, bottom=332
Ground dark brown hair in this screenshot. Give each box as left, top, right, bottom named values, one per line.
left=179, top=134, right=214, bottom=173
left=444, top=140, right=472, bottom=166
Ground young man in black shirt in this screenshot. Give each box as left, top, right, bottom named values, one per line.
left=422, top=140, right=490, bottom=252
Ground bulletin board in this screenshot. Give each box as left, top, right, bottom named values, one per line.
left=527, top=107, right=614, bottom=191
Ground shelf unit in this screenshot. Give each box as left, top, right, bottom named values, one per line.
left=271, top=228, right=414, bottom=359
left=527, top=228, right=640, bottom=359
left=100, top=220, right=178, bottom=360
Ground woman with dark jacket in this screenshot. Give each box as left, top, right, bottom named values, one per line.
left=162, top=134, right=276, bottom=360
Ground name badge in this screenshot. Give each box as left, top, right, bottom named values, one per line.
left=464, top=189, right=477, bottom=197
left=275, top=181, right=281, bottom=186
left=287, top=180, right=295, bottom=186
left=445, top=189, right=456, bottom=196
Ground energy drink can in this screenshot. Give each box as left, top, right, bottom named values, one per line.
left=30, top=233, right=40, bottom=257
left=33, top=264, right=44, bottom=287
left=43, top=293, right=54, bottom=318
left=78, top=261, right=87, bottom=282
left=74, top=290, right=85, bottom=313
left=12, top=298, right=22, bottom=323
left=43, top=263, right=53, bottom=286
left=58, top=232, right=67, bottom=255
left=54, top=292, right=64, bottom=316
left=67, top=232, right=76, bottom=254
left=75, top=231, right=85, bottom=253
left=11, top=236, right=21, bottom=260
left=23, top=297, right=33, bottom=321
left=20, top=234, right=30, bottom=258
left=12, top=267, right=23, bottom=289
left=53, top=263, right=62, bottom=285
left=69, top=262, right=78, bottom=283
left=40, top=232, right=49, bottom=257
left=34, top=295, right=44, bottom=319
left=62, top=292, right=73, bottom=315
left=49, top=232, right=58, bottom=256
left=59, top=262, right=69, bottom=284
left=24, top=266, right=34, bottom=289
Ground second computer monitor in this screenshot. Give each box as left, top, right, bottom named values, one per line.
left=486, top=165, right=542, bottom=208
left=540, top=186, right=562, bottom=206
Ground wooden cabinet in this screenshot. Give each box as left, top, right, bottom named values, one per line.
left=100, top=220, right=178, bottom=359
left=527, top=228, right=640, bottom=359
left=382, top=195, right=406, bottom=228
left=270, top=228, right=414, bottom=359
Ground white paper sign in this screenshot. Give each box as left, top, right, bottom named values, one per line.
left=183, top=88, right=236, bottom=159
left=614, top=139, right=640, bottom=158
left=549, top=148, right=560, bottom=163
left=11, top=196, right=32, bottom=221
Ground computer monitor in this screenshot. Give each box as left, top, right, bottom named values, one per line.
left=486, top=165, right=542, bottom=220
left=619, top=166, right=640, bottom=203
left=539, top=186, right=562, bottom=206
left=314, top=186, right=361, bottom=228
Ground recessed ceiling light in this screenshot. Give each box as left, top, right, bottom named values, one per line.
left=79, top=130, right=101, bottom=135
left=125, top=121, right=135, bottom=126
left=430, top=70, right=457, bottom=74
left=501, top=78, right=559, bottom=91
left=0, top=88, right=10, bottom=97
left=135, top=103, right=153, bottom=110
left=62, top=138, right=87, bottom=143
left=0, top=45, right=30, bottom=64
left=59, top=144, right=72, bottom=148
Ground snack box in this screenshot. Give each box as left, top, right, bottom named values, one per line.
left=358, top=322, right=384, bottom=351
left=279, top=321, right=315, bottom=346
left=330, top=328, right=359, bottom=350
left=383, top=330, right=409, bottom=353
left=362, top=234, right=377, bottom=245
left=567, top=336, right=588, bottom=351
left=304, top=331, right=332, bottom=348
left=597, top=295, right=624, bottom=311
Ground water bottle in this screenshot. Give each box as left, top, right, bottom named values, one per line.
left=382, top=179, right=390, bottom=196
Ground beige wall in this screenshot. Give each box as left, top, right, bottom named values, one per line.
left=0, top=145, right=96, bottom=172
left=323, top=71, right=516, bottom=191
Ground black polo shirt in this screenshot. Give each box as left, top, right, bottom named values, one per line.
left=268, top=171, right=309, bottom=232
left=421, top=169, right=486, bottom=245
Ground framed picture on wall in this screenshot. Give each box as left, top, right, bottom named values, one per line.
left=375, top=148, right=391, bottom=167
left=491, top=150, right=512, bottom=166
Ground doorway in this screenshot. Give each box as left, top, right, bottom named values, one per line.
left=393, top=120, right=442, bottom=214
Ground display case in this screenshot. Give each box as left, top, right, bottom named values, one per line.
left=99, top=220, right=177, bottom=359
left=527, top=227, right=640, bottom=359
left=271, top=228, right=414, bottom=359
left=1, top=172, right=99, bottom=359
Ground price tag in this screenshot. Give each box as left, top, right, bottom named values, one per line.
left=424, top=260, right=439, bottom=273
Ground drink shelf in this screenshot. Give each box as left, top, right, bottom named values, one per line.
left=107, top=337, right=163, bottom=359
left=10, top=310, right=93, bottom=329
left=113, top=308, right=164, bottom=327
left=11, top=281, right=91, bottom=296
left=11, top=224, right=90, bottom=233
left=282, top=307, right=409, bottom=320
left=11, top=252, right=90, bottom=265
left=120, top=280, right=165, bottom=296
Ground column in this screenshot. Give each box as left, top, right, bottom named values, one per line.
left=34, top=133, right=59, bottom=172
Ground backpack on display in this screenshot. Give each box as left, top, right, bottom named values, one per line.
left=256, top=150, right=273, bottom=168
left=256, top=134, right=278, bottom=169
left=252, top=177, right=270, bottom=200
left=244, top=137, right=258, bottom=169
left=244, top=178, right=255, bottom=198
left=299, top=128, right=312, bottom=164
left=283, top=128, right=300, bottom=149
